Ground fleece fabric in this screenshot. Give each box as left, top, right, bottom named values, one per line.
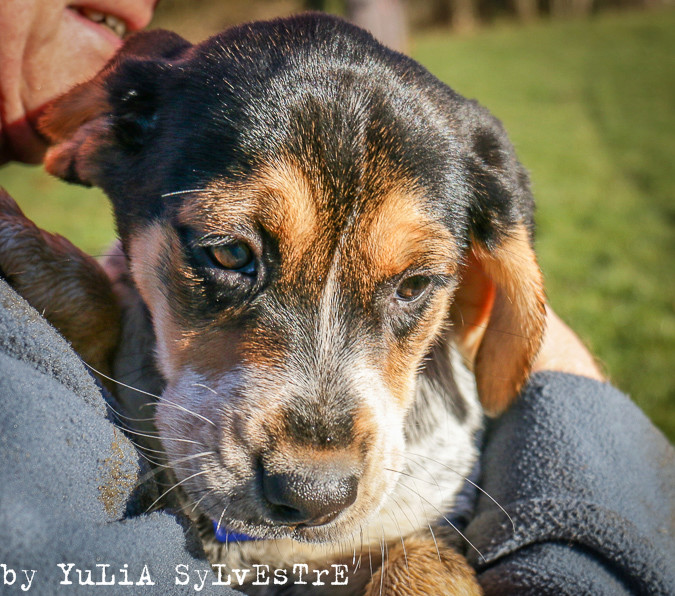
left=465, top=371, right=675, bottom=595
left=1, top=277, right=674, bottom=595
left=0, top=279, right=237, bottom=595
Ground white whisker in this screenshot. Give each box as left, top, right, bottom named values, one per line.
left=151, top=399, right=217, bottom=428
left=192, top=382, right=220, bottom=395
left=160, top=188, right=207, bottom=198
left=146, top=469, right=209, bottom=512
left=408, top=451, right=515, bottom=532
left=385, top=506, right=410, bottom=582
left=187, top=487, right=216, bottom=515
left=397, top=481, right=486, bottom=562
left=123, top=425, right=203, bottom=446
left=85, top=363, right=217, bottom=429
left=428, top=522, right=442, bottom=565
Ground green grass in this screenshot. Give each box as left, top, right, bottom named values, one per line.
left=414, top=10, right=675, bottom=439
left=0, top=163, right=115, bottom=255
left=0, top=10, right=673, bottom=440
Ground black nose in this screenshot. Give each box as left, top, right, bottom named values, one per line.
left=262, top=468, right=358, bottom=526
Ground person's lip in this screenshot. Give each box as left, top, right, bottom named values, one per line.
left=65, top=7, right=124, bottom=50
left=67, top=1, right=154, bottom=41
left=77, top=7, right=128, bottom=37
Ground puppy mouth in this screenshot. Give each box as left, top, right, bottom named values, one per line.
left=209, top=515, right=343, bottom=544
left=71, top=6, right=128, bottom=38
left=203, top=493, right=351, bottom=543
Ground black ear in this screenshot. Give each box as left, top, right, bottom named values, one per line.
left=107, top=59, right=168, bottom=151
left=39, top=30, right=191, bottom=186
left=449, top=107, right=547, bottom=416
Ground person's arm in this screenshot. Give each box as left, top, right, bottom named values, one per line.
left=530, top=304, right=605, bottom=381
left=0, top=278, right=242, bottom=594
left=464, top=312, right=675, bottom=595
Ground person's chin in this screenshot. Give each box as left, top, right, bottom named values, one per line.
left=2, top=116, right=47, bottom=164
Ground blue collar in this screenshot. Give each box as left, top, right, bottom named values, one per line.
left=212, top=520, right=261, bottom=543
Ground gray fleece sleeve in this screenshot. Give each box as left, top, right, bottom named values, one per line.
left=466, top=371, right=675, bottom=596
left=0, top=280, right=239, bottom=595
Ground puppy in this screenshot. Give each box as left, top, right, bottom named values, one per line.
left=0, top=13, right=546, bottom=595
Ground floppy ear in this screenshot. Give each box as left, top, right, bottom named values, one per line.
left=450, top=114, right=547, bottom=416
left=39, top=30, right=191, bottom=186
left=451, top=229, right=546, bottom=416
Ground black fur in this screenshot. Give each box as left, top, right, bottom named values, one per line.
left=82, top=14, right=533, bottom=258
left=53, top=9, right=538, bottom=472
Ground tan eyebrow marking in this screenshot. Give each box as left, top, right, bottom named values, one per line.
left=354, top=185, right=459, bottom=290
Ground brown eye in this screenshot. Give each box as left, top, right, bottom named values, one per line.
left=396, top=275, right=431, bottom=302
left=207, top=242, right=256, bottom=274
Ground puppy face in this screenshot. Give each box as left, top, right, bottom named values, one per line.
left=40, top=15, right=546, bottom=544
left=128, top=159, right=460, bottom=541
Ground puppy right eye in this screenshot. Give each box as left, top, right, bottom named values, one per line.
left=395, top=275, right=431, bottom=302
left=206, top=242, right=256, bottom=275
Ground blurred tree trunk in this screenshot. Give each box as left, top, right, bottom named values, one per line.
left=549, top=0, right=594, bottom=17
left=433, top=0, right=479, bottom=31
left=449, top=0, right=479, bottom=30
left=345, top=0, right=409, bottom=53
left=511, top=0, right=538, bottom=21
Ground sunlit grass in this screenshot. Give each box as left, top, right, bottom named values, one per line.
left=0, top=163, right=114, bottom=255
left=414, top=10, right=674, bottom=439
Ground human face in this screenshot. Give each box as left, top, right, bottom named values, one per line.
left=0, top=0, right=156, bottom=163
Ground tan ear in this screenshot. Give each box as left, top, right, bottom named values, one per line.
left=38, top=29, right=191, bottom=186
left=39, top=77, right=111, bottom=186
left=451, top=225, right=546, bottom=416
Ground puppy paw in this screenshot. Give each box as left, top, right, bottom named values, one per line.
left=0, top=187, right=25, bottom=217
left=0, top=188, right=121, bottom=379
left=365, top=536, right=482, bottom=596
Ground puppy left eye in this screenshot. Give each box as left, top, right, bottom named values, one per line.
left=395, top=275, right=431, bottom=302
left=206, top=242, right=256, bottom=275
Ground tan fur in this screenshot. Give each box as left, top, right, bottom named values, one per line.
left=0, top=189, right=120, bottom=381
left=38, top=63, right=116, bottom=186
left=39, top=79, right=109, bottom=145
left=365, top=536, right=482, bottom=596
left=173, top=167, right=464, bottom=411
left=452, top=226, right=546, bottom=415
left=256, top=159, right=319, bottom=260
left=179, top=160, right=318, bottom=253
left=360, top=189, right=457, bottom=283
left=128, top=224, right=187, bottom=382
left=177, top=183, right=257, bottom=235
left=382, top=291, right=452, bottom=404
left=350, top=187, right=459, bottom=403
left=128, top=223, right=247, bottom=383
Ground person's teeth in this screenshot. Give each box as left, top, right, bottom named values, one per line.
left=79, top=7, right=127, bottom=38
left=81, top=8, right=106, bottom=22
left=104, top=14, right=127, bottom=37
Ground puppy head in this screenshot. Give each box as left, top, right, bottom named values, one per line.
left=41, top=15, right=545, bottom=542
